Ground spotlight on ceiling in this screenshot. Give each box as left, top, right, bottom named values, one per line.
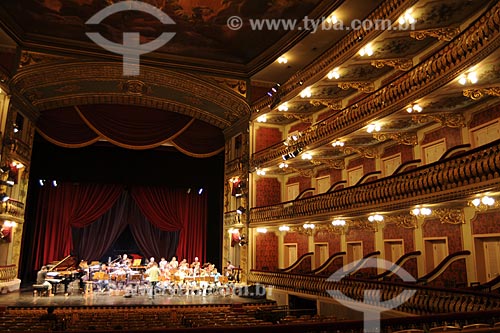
left=236, top=206, right=246, bottom=215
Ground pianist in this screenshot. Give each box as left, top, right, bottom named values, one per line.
left=36, top=266, right=54, bottom=296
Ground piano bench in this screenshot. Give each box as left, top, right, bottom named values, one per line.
left=33, top=284, right=50, bottom=297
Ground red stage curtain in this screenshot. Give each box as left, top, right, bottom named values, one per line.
left=33, top=183, right=123, bottom=269
left=130, top=186, right=207, bottom=263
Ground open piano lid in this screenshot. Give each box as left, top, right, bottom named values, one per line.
left=48, top=254, right=77, bottom=271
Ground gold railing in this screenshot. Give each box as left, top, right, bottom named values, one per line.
left=248, top=270, right=500, bottom=315
left=0, top=264, right=17, bottom=282
left=0, top=199, right=25, bottom=221
left=250, top=140, right=500, bottom=223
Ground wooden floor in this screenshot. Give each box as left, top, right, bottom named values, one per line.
left=0, top=287, right=272, bottom=309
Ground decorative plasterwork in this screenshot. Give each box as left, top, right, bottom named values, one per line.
left=316, top=223, right=348, bottom=235
left=432, top=208, right=464, bottom=225
left=119, top=80, right=151, bottom=95
left=410, top=28, right=461, bottom=42
left=339, top=146, right=379, bottom=159
left=282, top=113, right=313, bottom=123
left=210, top=77, right=247, bottom=98
left=348, top=219, right=377, bottom=232
left=288, top=166, right=315, bottom=178
left=373, top=132, right=418, bottom=145
left=463, top=87, right=500, bottom=100
left=412, top=113, right=466, bottom=128
left=310, top=99, right=343, bottom=110
left=310, top=158, right=345, bottom=169
left=19, top=51, right=71, bottom=68
left=338, top=82, right=375, bottom=93
left=384, top=214, right=417, bottom=229
left=371, top=58, right=413, bottom=71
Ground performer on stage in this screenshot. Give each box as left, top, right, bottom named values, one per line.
left=145, top=262, right=161, bottom=298
left=36, top=266, right=53, bottom=296
left=120, top=254, right=131, bottom=267
left=170, top=256, right=178, bottom=269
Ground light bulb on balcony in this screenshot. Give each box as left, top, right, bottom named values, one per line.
left=277, top=56, right=288, bottom=64
left=359, top=44, right=373, bottom=57
left=332, top=219, right=346, bottom=226
left=471, top=198, right=481, bottom=207
left=301, top=153, right=312, bottom=160
left=257, top=228, right=268, bottom=233
left=257, top=115, right=267, bottom=123
left=279, top=225, right=290, bottom=232
left=300, top=87, right=312, bottom=98
left=278, top=103, right=289, bottom=111
left=467, top=72, right=478, bottom=84
left=367, top=123, right=381, bottom=133
left=368, top=214, right=384, bottom=222
left=332, top=140, right=345, bottom=147
left=481, top=196, right=495, bottom=206
left=327, top=68, right=340, bottom=80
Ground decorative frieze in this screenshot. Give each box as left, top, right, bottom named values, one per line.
left=373, top=132, right=417, bottom=145
left=463, top=87, right=500, bottom=100
left=410, top=28, right=461, bottom=42
left=412, top=113, right=466, bottom=128
left=371, top=58, right=413, bottom=71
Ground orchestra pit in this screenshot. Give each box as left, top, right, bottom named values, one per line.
left=1, top=0, right=500, bottom=332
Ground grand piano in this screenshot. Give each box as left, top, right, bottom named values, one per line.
left=46, top=255, right=83, bottom=295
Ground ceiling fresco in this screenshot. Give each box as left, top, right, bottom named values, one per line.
left=0, top=0, right=322, bottom=64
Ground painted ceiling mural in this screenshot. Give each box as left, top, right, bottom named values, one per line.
left=0, top=0, right=321, bottom=63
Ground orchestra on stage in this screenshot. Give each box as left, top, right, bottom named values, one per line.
left=40, top=254, right=238, bottom=297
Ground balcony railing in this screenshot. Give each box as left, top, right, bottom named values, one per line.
left=250, top=140, right=500, bottom=223
left=0, top=198, right=25, bottom=221
left=248, top=270, right=500, bottom=315
left=0, top=264, right=17, bottom=282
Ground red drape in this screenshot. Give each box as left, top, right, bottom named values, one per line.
left=131, top=186, right=207, bottom=263
left=33, top=183, right=207, bottom=269
left=34, top=183, right=123, bottom=269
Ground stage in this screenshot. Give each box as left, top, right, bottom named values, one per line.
left=0, top=287, right=273, bottom=309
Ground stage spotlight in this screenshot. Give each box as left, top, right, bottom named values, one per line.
left=236, top=206, right=246, bottom=214
left=52, top=180, right=58, bottom=187
left=39, top=179, right=45, bottom=186
left=187, top=188, right=191, bottom=194
left=198, top=188, right=204, bottom=195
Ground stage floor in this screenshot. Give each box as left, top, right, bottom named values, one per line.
left=0, top=288, right=271, bottom=309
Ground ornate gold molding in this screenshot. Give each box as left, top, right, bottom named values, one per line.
left=348, top=219, right=377, bottom=232
left=412, top=113, right=466, bottom=128
left=19, top=51, right=70, bottom=68
left=282, top=113, right=313, bottom=123
left=310, top=99, right=343, bottom=110
left=371, top=58, right=413, bottom=71
left=373, top=132, right=417, bottom=145
left=433, top=208, right=464, bottom=225
left=338, top=82, right=375, bottom=93
left=311, top=158, right=345, bottom=169
left=339, top=146, right=379, bottom=158
left=384, top=214, right=417, bottom=229
left=317, top=223, right=348, bottom=235
left=463, top=87, right=500, bottom=100
left=119, top=80, right=151, bottom=95
left=410, top=28, right=461, bottom=42
left=288, top=166, right=315, bottom=177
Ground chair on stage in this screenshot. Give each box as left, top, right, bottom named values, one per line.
left=32, top=284, right=50, bottom=297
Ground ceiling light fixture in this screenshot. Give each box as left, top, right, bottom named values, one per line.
left=278, top=103, right=289, bottom=111
left=277, top=56, right=288, bottom=64
left=279, top=225, right=290, bottom=232
left=327, top=67, right=340, bottom=80
left=406, top=103, right=423, bottom=113
left=300, top=87, right=312, bottom=98
left=358, top=44, right=374, bottom=57
left=257, top=115, right=267, bottom=123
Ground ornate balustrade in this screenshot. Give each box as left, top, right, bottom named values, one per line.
left=5, top=137, right=31, bottom=162
left=248, top=270, right=500, bottom=315
left=0, top=265, right=17, bottom=282
left=5, top=199, right=24, bottom=218
left=251, top=2, right=500, bottom=166
left=250, top=140, right=500, bottom=223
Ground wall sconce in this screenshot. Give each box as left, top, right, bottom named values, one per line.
left=327, top=67, right=340, bottom=80
left=406, top=103, right=423, bottom=113
left=470, top=195, right=497, bottom=211
left=458, top=71, right=478, bottom=85
left=302, top=223, right=315, bottom=235
left=367, top=123, right=381, bottom=133
left=0, top=193, right=9, bottom=202
left=236, top=206, right=246, bottom=215
left=368, top=214, right=384, bottom=223
left=256, top=228, right=267, bottom=233
left=411, top=207, right=432, bottom=217
left=239, top=234, right=248, bottom=246
left=300, top=87, right=312, bottom=98
left=256, top=168, right=266, bottom=176
left=279, top=225, right=290, bottom=232
left=332, top=219, right=346, bottom=226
